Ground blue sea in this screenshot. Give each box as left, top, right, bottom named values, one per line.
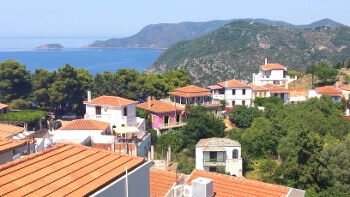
left=0, top=37, right=164, bottom=74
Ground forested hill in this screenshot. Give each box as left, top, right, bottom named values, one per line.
left=84, top=18, right=344, bottom=49
left=145, top=20, right=350, bottom=86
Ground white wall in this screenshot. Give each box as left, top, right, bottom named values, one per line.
left=224, top=88, right=252, bottom=107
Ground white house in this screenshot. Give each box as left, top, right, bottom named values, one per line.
left=208, top=79, right=252, bottom=112
left=84, top=91, right=146, bottom=133
left=195, top=138, right=243, bottom=177
left=252, top=60, right=296, bottom=86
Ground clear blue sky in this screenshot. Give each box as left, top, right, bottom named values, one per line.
left=1, top=0, right=349, bottom=37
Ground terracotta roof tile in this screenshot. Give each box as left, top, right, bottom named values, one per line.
left=136, top=100, right=185, bottom=113
left=315, top=86, right=342, bottom=97
left=187, top=170, right=292, bottom=197
left=0, top=137, right=27, bottom=154
left=0, top=103, right=8, bottom=110
left=340, top=85, right=350, bottom=91
left=264, top=84, right=289, bottom=94
left=168, top=85, right=211, bottom=97
left=84, top=95, right=137, bottom=106
left=251, top=84, right=269, bottom=91
left=0, top=123, right=25, bottom=138
left=0, top=143, right=145, bottom=196
left=217, top=79, right=250, bottom=88
left=58, top=119, right=110, bottom=131
left=260, top=63, right=287, bottom=71
left=150, top=168, right=182, bottom=197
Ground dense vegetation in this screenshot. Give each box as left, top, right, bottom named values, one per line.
left=228, top=96, right=350, bottom=196
left=146, top=20, right=350, bottom=86
left=0, top=60, right=190, bottom=115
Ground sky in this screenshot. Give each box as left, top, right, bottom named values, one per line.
left=0, top=0, right=349, bottom=38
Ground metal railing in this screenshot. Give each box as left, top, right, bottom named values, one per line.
left=203, top=158, right=226, bottom=166
left=159, top=122, right=186, bottom=130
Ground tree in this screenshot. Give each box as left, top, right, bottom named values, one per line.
left=313, top=62, right=338, bottom=84
left=156, top=129, right=184, bottom=154
left=182, top=106, right=225, bottom=156
left=31, top=69, right=55, bottom=109
left=0, top=60, right=31, bottom=103
left=228, top=105, right=262, bottom=129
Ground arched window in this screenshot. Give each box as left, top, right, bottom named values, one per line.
left=232, top=149, right=239, bottom=159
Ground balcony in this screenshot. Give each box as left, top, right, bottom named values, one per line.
left=203, top=158, right=226, bottom=166
left=159, top=122, right=186, bottom=130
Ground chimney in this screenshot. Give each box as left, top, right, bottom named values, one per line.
left=87, top=91, right=91, bottom=102
left=265, top=58, right=268, bottom=65
left=147, top=96, right=151, bottom=109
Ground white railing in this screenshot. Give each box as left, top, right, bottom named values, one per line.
left=159, top=122, right=186, bottom=130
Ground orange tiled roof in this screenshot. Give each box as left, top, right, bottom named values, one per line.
left=85, top=95, right=137, bottom=106
left=0, top=137, right=27, bottom=154
left=187, top=170, right=292, bottom=197
left=260, top=63, right=287, bottom=71
left=150, top=168, right=182, bottom=197
left=168, top=85, right=211, bottom=97
left=264, top=84, right=289, bottom=94
left=340, top=85, right=350, bottom=91
left=217, top=79, right=250, bottom=88
left=0, top=103, right=8, bottom=110
left=0, top=143, right=145, bottom=196
left=288, top=88, right=308, bottom=97
left=58, top=119, right=110, bottom=131
left=251, top=84, right=269, bottom=91
left=136, top=100, right=185, bottom=113
left=315, top=86, right=342, bottom=97
left=0, top=123, right=25, bottom=138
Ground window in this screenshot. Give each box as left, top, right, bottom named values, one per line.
left=242, top=100, right=246, bottom=106
left=232, top=89, right=236, bottom=95
left=242, top=89, right=246, bottom=95
left=232, top=149, right=239, bottom=159
left=151, top=115, right=156, bottom=123
left=123, top=107, right=127, bottom=116
left=210, top=152, right=217, bottom=160
left=95, top=106, right=101, bottom=115
left=232, top=101, right=235, bottom=107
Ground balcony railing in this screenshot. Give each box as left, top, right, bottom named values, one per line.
left=159, top=122, right=186, bottom=130
left=203, top=158, right=226, bottom=166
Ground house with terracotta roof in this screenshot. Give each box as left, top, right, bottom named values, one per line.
left=309, top=86, right=342, bottom=102
left=136, top=97, right=186, bottom=132
left=338, top=84, right=350, bottom=115
left=196, top=138, right=242, bottom=177
left=0, top=137, right=28, bottom=164
left=0, top=143, right=153, bottom=197
left=264, top=84, right=290, bottom=101
left=208, top=79, right=252, bottom=112
left=288, top=88, right=308, bottom=104
left=0, top=123, right=25, bottom=138
left=150, top=168, right=186, bottom=197
left=252, top=60, right=297, bottom=87
left=0, top=103, right=8, bottom=114
left=163, top=85, right=222, bottom=114
left=251, top=84, right=270, bottom=100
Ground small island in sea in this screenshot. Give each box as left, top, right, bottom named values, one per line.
left=35, top=44, right=65, bottom=50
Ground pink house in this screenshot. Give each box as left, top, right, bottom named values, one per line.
left=136, top=98, right=186, bottom=132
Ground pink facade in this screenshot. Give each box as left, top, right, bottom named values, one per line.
left=151, top=111, right=186, bottom=130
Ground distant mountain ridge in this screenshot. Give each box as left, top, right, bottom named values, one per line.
left=85, top=18, right=345, bottom=49
left=145, top=20, right=350, bottom=86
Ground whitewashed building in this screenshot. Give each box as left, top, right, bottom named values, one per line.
left=195, top=138, right=243, bottom=177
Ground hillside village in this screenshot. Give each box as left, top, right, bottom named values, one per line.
left=2, top=58, right=350, bottom=196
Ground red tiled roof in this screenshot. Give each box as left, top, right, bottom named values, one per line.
left=0, top=137, right=27, bottom=154
left=315, top=86, right=342, bottom=97
left=264, top=84, right=289, bottom=93
left=168, top=85, right=211, bottom=97
left=0, top=103, right=8, bottom=110
left=340, top=85, right=350, bottom=91
left=150, top=168, right=182, bottom=197
left=207, top=84, right=224, bottom=90
left=260, top=63, right=287, bottom=71
left=187, top=170, right=292, bottom=197
left=217, top=79, right=250, bottom=88
left=0, top=123, right=25, bottom=138
left=85, top=95, right=137, bottom=106
left=59, top=119, right=110, bottom=131
left=251, top=84, right=269, bottom=91
left=0, top=143, right=145, bottom=196
left=136, top=100, right=185, bottom=113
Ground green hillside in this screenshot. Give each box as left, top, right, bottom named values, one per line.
left=146, top=21, right=350, bottom=86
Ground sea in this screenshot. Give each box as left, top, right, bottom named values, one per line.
left=0, top=37, right=164, bottom=75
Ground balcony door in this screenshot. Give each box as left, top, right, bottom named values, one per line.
left=210, top=152, right=217, bottom=161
